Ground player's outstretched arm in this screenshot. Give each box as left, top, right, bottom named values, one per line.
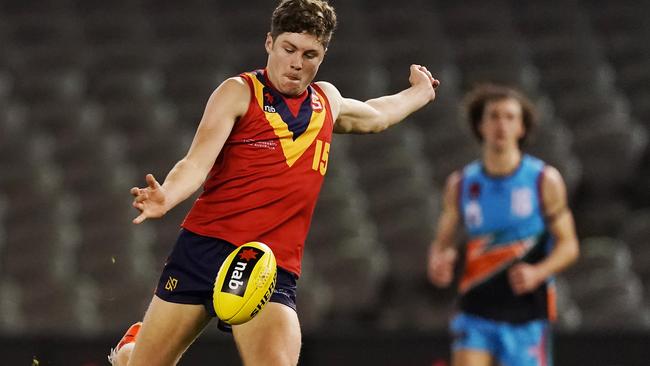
left=508, top=166, right=580, bottom=295
left=130, top=77, right=250, bottom=224
left=427, top=171, right=461, bottom=288
left=318, top=64, right=440, bottom=134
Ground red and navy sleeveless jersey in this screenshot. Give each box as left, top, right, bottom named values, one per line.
left=182, top=69, right=334, bottom=276
left=457, top=155, right=557, bottom=323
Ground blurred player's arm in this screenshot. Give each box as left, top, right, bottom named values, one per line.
left=509, top=166, right=580, bottom=295
left=427, top=171, right=462, bottom=288
left=317, top=64, right=440, bottom=134
left=130, top=77, right=250, bottom=224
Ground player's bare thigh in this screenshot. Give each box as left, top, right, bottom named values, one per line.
left=453, top=349, right=495, bottom=366
left=232, top=302, right=301, bottom=366
left=127, top=295, right=212, bottom=366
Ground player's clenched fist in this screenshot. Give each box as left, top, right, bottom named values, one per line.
left=427, top=246, right=457, bottom=288
left=409, top=64, right=441, bottom=101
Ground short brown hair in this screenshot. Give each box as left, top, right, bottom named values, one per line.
left=464, top=84, right=537, bottom=147
left=270, top=0, right=337, bottom=48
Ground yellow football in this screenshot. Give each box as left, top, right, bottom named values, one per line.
left=213, top=242, right=277, bottom=325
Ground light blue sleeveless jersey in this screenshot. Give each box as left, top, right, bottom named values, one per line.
left=457, top=154, right=555, bottom=322
left=460, top=154, right=546, bottom=243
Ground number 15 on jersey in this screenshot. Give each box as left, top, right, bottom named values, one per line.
left=311, top=139, right=329, bottom=176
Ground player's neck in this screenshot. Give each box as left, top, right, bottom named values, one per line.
left=482, top=148, right=522, bottom=177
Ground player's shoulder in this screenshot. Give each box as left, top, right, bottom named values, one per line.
left=446, top=159, right=480, bottom=189
left=523, top=154, right=547, bottom=170
left=524, top=154, right=561, bottom=182
left=460, top=160, right=482, bottom=177
left=314, top=80, right=337, bottom=91
left=202, top=76, right=252, bottom=118
left=446, top=170, right=463, bottom=186
left=314, top=80, right=342, bottom=101
left=541, top=164, right=564, bottom=186
left=444, top=170, right=463, bottom=195
left=210, top=76, right=251, bottom=102
left=314, top=80, right=343, bottom=119
left=220, top=76, right=250, bottom=91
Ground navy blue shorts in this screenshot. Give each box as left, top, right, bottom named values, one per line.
left=155, top=229, right=298, bottom=330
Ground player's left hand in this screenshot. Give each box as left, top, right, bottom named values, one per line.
left=409, top=64, right=440, bottom=101
left=508, top=262, right=544, bottom=295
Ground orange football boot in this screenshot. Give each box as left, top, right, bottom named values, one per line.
left=108, top=322, right=142, bottom=365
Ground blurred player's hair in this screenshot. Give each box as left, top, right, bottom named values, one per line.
left=270, top=0, right=337, bottom=48
left=464, top=84, right=538, bottom=147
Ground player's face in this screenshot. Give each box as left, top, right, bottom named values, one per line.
left=479, top=98, right=525, bottom=152
left=265, top=32, right=326, bottom=96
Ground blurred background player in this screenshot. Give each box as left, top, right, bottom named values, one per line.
left=110, top=0, right=440, bottom=365
left=427, top=84, right=579, bottom=366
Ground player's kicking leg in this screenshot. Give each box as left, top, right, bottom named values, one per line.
left=232, top=302, right=302, bottom=366
left=108, top=295, right=211, bottom=366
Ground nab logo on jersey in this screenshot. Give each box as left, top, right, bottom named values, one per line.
left=220, top=248, right=263, bottom=297
left=264, top=92, right=277, bottom=113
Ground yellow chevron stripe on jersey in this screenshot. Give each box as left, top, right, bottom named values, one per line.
left=247, top=72, right=326, bottom=167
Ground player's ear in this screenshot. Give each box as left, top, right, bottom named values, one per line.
left=265, top=33, right=274, bottom=53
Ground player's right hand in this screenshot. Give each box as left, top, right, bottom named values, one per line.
left=427, top=246, right=457, bottom=288
left=130, top=174, right=168, bottom=224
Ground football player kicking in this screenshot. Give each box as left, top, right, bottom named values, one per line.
left=110, top=0, right=440, bottom=365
